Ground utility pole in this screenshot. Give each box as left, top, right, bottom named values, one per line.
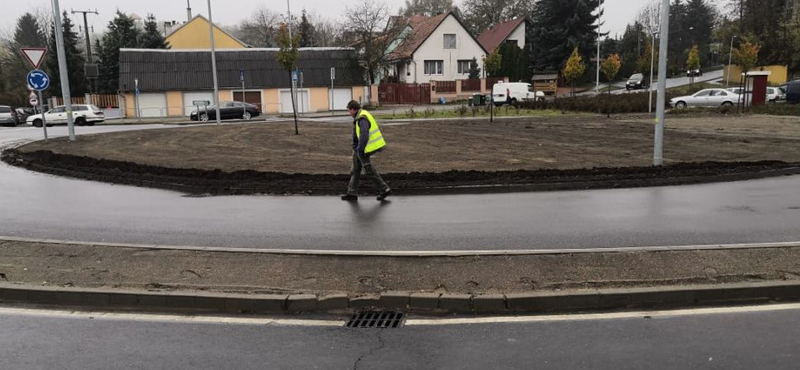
left=71, top=9, right=98, bottom=94
left=52, top=0, right=76, bottom=141
left=207, top=0, right=221, bottom=125
left=654, top=0, right=670, bottom=167
left=287, top=0, right=299, bottom=134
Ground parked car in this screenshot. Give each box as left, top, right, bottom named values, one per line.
left=783, top=81, right=800, bottom=104
left=625, top=73, right=649, bottom=90
left=0, top=105, right=20, bottom=127
left=727, top=86, right=782, bottom=104
left=26, top=104, right=105, bottom=127
left=686, top=68, right=703, bottom=77
left=190, top=101, right=260, bottom=121
left=669, top=88, right=740, bottom=108
left=491, top=82, right=545, bottom=106
left=15, top=107, right=36, bottom=123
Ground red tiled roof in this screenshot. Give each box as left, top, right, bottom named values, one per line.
left=387, top=13, right=450, bottom=61
left=477, top=18, right=526, bottom=53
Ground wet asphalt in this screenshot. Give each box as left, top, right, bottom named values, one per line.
left=2, top=124, right=799, bottom=251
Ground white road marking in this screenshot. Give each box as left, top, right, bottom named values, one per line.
left=2, top=303, right=799, bottom=327
left=405, top=303, right=800, bottom=326
left=0, top=235, right=798, bottom=256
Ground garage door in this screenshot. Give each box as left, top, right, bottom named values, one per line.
left=137, top=93, right=167, bottom=118
left=279, top=90, right=310, bottom=114
left=331, top=88, right=352, bottom=110
left=183, top=92, right=215, bottom=116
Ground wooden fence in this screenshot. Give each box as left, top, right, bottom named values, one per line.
left=435, top=80, right=456, bottom=93
left=461, top=79, right=482, bottom=92
left=378, top=83, right=431, bottom=105
left=54, top=94, right=119, bottom=108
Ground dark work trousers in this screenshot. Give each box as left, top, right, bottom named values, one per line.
left=347, top=151, right=389, bottom=195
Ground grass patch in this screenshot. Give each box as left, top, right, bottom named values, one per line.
left=375, top=105, right=568, bottom=120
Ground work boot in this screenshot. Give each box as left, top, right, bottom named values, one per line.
left=377, top=188, right=392, bottom=201
left=341, top=194, right=358, bottom=201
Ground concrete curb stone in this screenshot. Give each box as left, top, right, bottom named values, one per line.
left=287, top=294, right=318, bottom=312
left=409, top=293, right=441, bottom=310
left=439, top=294, right=472, bottom=311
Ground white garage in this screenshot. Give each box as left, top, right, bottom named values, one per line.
left=182, top=91, right=215, bottom=116
left=331, top=88, right=352, bottom=110
left=279, top=90, right=310, bottom=113
left=136, top=93, right=167, bottom=118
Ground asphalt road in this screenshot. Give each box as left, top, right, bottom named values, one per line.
left=2, top=124, right=800, bottom=251
left=2, top=303, right=798, bottom=369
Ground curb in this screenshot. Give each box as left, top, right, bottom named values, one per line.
left=3, top=281, right=800, bottom=315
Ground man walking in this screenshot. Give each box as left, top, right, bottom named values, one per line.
left=341, top=100, right=392, bottom=201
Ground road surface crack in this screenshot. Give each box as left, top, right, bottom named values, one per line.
left=353, top=330, right=386, bottom=370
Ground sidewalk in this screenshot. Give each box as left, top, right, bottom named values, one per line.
left=2, top=238, right=799, bottom=315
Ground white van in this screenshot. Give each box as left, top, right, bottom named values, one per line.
left=492, top=82, right=545, bottom=106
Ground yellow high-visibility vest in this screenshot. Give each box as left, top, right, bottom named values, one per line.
left=355, top=109, right=386, bottom=154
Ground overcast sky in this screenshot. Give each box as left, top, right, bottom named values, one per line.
left=1, top=0, right=719, bottom=41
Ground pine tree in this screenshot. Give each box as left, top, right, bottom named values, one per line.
left=3, top=13, right=48, bottom=106
left=531, top=0, right=601, bottom=76
left=299, top=10, right=315, bottom=47
left=96, top=12, right=142, bottom=94
left=138, top=14, right=170, bottom=49
left=44, top=11, right=87, bottom=97
left=468, top=57, right=481, bottom=79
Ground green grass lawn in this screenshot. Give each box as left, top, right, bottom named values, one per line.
left=374, top=106, right=569, bottom=120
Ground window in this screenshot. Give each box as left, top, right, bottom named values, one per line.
left=0, top=107, right=10, bottom=113
left=694, top=90, right=711, bottom=97
left=50, top=107, right=65, bottom=113
left=443, top=34, right=456, bottom=49
left=424, top=60, right=444, bottom=75
left=457, top=60, right=473, bottom=74
left=74, top=106, right=87, bottom=111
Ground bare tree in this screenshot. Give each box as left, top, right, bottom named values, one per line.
left=637, top=0, right=662, bottom=36
left=461, top=0, right=532, bottom=34
left=398, top=0, right=455, bottom=16
left=344, top=0, right=403, bottom=85
left=234, top=6, right=282, bottom=47
left=307, top=12, right=342, bottom=47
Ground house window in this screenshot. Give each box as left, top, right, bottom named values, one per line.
left=424, top=60, right=444, bottom=75
left=443, top=34, right=456, bottom=49
left=457, top=60, right=473, bottom=74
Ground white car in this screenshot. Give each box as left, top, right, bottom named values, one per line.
left=670, top=88, right=741, bottom=109
left=26, top=104, right=105, bottom=127
left=727, top=87, right=782, bottom=104
left=492, top=82, right=545, bottom=106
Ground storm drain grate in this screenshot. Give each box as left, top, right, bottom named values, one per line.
left=345, top=311, right=405, bottom=328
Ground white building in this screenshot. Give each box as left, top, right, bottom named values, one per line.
left=386, top=12, right=488, bottom=84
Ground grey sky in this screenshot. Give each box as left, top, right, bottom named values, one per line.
left=0, top=0, right=714, bottom=42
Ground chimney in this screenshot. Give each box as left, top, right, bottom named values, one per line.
left=186, top=0, right=192, bottom=22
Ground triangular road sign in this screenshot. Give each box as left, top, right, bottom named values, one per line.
left=21, top=48, right=47, bottom=69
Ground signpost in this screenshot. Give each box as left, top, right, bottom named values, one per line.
left=22, top=48, right=49, bottom=140
left=134, top=78, right=140, bottom=121
left=239, top=69, right=246, bottom=118
left=330, top=67, right=335, bottom=113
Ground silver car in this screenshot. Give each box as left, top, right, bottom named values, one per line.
left=670, top=88, right=741, bottom=108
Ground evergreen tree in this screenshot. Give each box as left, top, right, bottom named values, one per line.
left=2, top=13, right=48, bottom=105
left=44, top=11, right=87, bottom=97
left=531, top=0, right=601, bottom=76
left=498, top=43, right=531, bottom=82
left=683, top=0, right=715, bottom=67
left=618, top=23, right=647, bottom=79
left=468, top=57, right=481, bottom=79
left=138, top=14, right=170, bottom=49
left=96, top=12, right=142, bottom=94
left=299, top=10, right=315, bottom=47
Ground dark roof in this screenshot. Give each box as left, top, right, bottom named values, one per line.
left=118, top=48, right=366, bottom=92
left=387, top=13, right=449, bottom=61
left=477, top=18, right=526, bottom=53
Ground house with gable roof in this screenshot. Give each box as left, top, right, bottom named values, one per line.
left=386, top=12, right=488, bottom=84
left=165, top=14, right=249, bottom=49
left=476, top=18, right=531, bottom=54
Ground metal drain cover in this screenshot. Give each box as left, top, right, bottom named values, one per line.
left=345, top=311, right=405, bottom=328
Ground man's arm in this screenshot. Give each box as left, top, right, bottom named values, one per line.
left=356, top=117, right=370, bottom=155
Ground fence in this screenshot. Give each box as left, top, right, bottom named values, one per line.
left=435, top=80, right=456, bottom=93
left=54, top=94, right=119, bottom=108
left=378, top=83, right=431, bottom=105
left=461, top=79, right=482, bottom=92
left=486, top=77, right=504, bottom=87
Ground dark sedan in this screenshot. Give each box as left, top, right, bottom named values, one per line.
left=190, top=101, right=260, bottom=121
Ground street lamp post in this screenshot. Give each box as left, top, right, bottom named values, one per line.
left=654, top=0, right=671, bottom=167
left=595, top=0, right=603, bottom=95
left=207, top=0, right=221, bottom=125
left=727, top=35, right=737, bottom=88
left=649, top=32, right=657, bottom=113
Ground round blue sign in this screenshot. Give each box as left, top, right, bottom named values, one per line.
left=27, top=69, right=50, bottom=91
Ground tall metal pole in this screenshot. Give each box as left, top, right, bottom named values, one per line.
left=287, top=0, right=299, bottom=134
left=726, top=35, right=737, bottom=88
left=52, top=0, right=75, bottom=141
left=648, top=33, right=656, bottom=113
left=595, top=0, right=602, bottom=94
left=71, top=9, right=98, bottom=93
left=207, top=0, right=221, bottom=125
left=654, top=0, right=671, bottom=166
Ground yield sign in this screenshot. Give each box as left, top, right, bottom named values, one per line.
left=21, top=48, right=47, bottom=69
